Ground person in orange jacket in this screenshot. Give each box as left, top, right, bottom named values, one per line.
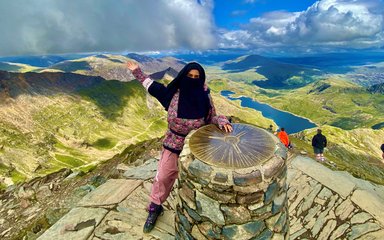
left=277, top=128, right=290, bottom=148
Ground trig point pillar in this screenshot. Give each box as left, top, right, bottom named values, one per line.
left=175, top=123, right=289, bottom=240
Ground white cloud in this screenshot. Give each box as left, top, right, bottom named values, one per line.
left=218, top=29, right=251, bottom=49
left=219, top=0, right=384, bottom=52
left=0, top=0, right=217, bottom=56
left=244, top=0, right=258, bottom=3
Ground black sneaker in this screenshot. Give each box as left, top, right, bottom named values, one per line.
left=143, top=202, right=163, bottom=233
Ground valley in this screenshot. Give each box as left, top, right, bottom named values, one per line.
left=0, top=52, right=383, bottom=188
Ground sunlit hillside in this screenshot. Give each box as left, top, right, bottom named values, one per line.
left=0, top=69, right=274, bottom=189
left=0, top=72, right=168, bottom=188
left=292, top=126, right=384, bottom=184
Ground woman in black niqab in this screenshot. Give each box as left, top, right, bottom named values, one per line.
left=165, top=62, right=211, bottom=119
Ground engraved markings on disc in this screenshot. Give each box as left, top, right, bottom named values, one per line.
left=189, top=124, right=275, bottom=168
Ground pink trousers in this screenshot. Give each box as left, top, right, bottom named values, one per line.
left=150, top=148, right=179, bottom=205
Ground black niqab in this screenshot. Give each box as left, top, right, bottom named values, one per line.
left=164, top=62, right=211, bottom=119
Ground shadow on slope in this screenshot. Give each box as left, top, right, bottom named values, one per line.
left=0, top=70, right=145, bottom=121
left=77, top=80, right=145, bottom=120
left=222, top=55, right=322, bottom=89
left=50, top=61, right=92, bottom=72
left=0, top=62, right=22, bottom=72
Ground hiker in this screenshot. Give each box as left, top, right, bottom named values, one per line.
left=312, top=129, right=327, bottom=161
left=126, top=61, right=233, bottom=233
left=381, top=143, right=384, bottom=160
left=277, top=127, right=290, bottom=148
left=267, top=124, right=273, bottom=133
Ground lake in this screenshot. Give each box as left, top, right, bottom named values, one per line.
left=221, top=90, right=317, bottom=134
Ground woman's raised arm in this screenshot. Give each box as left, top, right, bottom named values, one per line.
left=126, top=61, right=168, bottom=109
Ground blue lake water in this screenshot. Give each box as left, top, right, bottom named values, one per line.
left=221, top=90, right=317, bottom=134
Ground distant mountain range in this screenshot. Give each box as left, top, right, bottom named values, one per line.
left=0, top=50, right=382, bottom=201
left=0, top=54, right=87, bottom=67
left=0, top=71, right=103, bottom=99
left=368, top=82, right=384, bottom=94
left=0, top=62, right=21, bottom=72
left=0, top=56, right=275, bottom=187
left=274, top=52, right=384, bottom=73
left=2, top=52, right=384, bottom=88
left=45, top=54, right=184, bottom=82
left=221, top=54, right=322, bottom=89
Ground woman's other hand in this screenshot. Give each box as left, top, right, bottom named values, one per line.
left=126, top=61, right=139, bottom=71
left=223, top=123, right=233, bottom=133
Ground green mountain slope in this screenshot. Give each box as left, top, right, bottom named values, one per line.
left=0, top=62, right=40, bottom=72
left=291, top=125, right=384, bottom=185
left=213, top=76, right=384, bottom=130
left=0, top=70, right=273, bottom=188
left=45, top=54, right=185, bottom=82
left=0, top=71, right=167, bottom=187
left=221, top=54, right=322, bottom=89
left=209, top=77, right=384, bottom=184
left=257, top=77, right=384, bottom=130
left=368, top=82, right=384, bottom=94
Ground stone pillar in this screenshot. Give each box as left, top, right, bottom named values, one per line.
left=175, top=123, right=289, bottom=240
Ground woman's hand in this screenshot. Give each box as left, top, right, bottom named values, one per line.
left=223, top=123, right=233, bottom=133
left=126, top=61, right=139, bottom=72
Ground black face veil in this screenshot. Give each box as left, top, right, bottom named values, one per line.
left=164, top=62, right=211, bottom=119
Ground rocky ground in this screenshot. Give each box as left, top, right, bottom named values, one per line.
left=1, top=138, right=384, bottom=240
left=0, top=138, right=163, bottom=240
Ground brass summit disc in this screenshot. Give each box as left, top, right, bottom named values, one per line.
left=189, top=123, right=275, bottom=169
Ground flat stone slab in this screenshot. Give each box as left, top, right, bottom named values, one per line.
left=123, top=158, right=158, bottom=180
left=351, top=190, right=384, bottom=226
left=360, top=229, right=384, bottom=239
left=338, top=171, right=384, bottom=200
left=77, top=179, right=142, bottom=207
left=93, top=209, right=174, bottom=240
left=291, top=156, right=355, bottom=198
left=37, top=207, right=108, bottom=240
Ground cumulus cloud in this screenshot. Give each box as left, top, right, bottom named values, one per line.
left=219, top=0, right=384, bottom=52
left=0, top=0, right=217, bottom=56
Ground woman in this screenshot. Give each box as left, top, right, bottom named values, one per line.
left=126, top=61, right=232, bottom=233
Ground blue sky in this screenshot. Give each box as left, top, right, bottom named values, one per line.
left=213, top=0, right=318, bottom=30
left=0, top=0, right=383, bottom=56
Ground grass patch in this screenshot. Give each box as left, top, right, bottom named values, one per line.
left=55, top=154, right=85, bottom=167
left=0, top=162, right=9, bottom=175
left=10, top=169, right=27, bottom=183
left=78, top=164, right=97, bottom=173
left=92, top=137, right=117, bottom=150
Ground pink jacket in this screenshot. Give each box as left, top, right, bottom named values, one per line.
left=132, top=67, right=229, bottom=154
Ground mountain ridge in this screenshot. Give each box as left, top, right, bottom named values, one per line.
left=221, top=54, right=322, bottom=89
left=1, top=53, right=383, bottom=186
left=368, top=82, right=384, bottom=94
left=0, top=67, right=274, bottom=187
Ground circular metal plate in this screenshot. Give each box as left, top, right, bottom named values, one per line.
left=189, top=123, right=275, bottom=169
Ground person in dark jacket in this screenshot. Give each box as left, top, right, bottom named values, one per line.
left=381, top=143, right=384, bottom=160
left=312, top=129, right=327, bottom=161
